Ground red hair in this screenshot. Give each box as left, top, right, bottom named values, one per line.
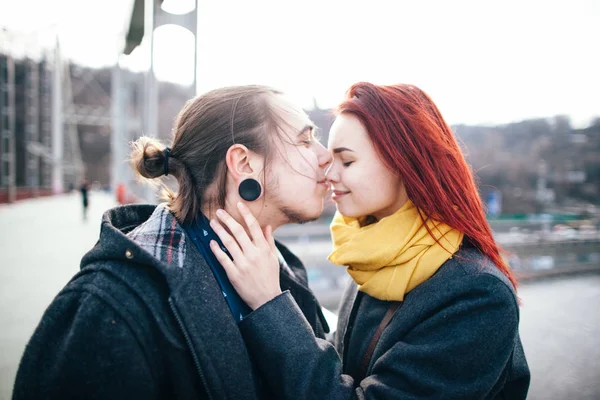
left=336, top=82, right=518, bottom=290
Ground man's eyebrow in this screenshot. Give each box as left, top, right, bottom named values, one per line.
left=333, top=147, right=354, bottom=154
left=297, top=124, right=315, bottom=136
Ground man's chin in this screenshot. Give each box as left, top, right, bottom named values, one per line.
left=294, top=215, right=319, bottom=225
left=281, top=205, right=323, bottom=225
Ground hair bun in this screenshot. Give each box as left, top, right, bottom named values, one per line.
left=130, top=136, right=169, bottom=179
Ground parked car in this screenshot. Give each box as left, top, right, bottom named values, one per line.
left=552, top=224, right=577, bottom=240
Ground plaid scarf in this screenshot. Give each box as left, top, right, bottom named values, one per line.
left=127, top=203, right=187, bottom=269
left=127, top=203, right=296, bottom=278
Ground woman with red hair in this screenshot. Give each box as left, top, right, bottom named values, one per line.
left=210, top=82, right=531, bottom=399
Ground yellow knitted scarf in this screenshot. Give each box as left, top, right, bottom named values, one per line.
left=328, top=200, right=464, bottom=301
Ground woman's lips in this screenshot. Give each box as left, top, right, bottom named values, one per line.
left=332, top=190, right=349, bottom=200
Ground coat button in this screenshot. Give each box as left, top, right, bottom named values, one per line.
left=125, top=249, right=133, bottom=259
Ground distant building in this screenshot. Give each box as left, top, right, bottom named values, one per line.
left=0, top=53, right=54, bottom=202
left=306, top=104, right=335, bottom=146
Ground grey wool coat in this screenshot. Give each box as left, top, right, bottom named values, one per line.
left=239, top=242, right=531, bottom=399
left=12, top=204, right=328, bottom=400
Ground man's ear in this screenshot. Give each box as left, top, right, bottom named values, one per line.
left=225, top=144, right=261, bottom=181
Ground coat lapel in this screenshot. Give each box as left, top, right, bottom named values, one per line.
left=335, top=280, right=360, bottom=364
left=165, top=241, right=259, bottom=400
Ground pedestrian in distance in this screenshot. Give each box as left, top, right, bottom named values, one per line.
left=79, top=178, right=90, bottom=220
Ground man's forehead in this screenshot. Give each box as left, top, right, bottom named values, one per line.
left=269, top=95, right=313, bottom=132
left=286, top=106, right=313, bottom=129
left=281, top=112, right=315, bottom=137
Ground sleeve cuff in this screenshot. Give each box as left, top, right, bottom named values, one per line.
left=239, top=290, right=316, bottom=352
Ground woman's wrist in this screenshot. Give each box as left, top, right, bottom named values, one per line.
left=250, top=289, right=283, bottom=311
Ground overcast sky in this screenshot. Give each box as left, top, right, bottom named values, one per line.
left=1, top=0, right=598, bottom=127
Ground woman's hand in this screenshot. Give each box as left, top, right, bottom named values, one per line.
left=209, top=202, right=282, bottom=310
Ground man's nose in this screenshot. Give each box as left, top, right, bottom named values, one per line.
left=316, top=142, right=332, bottom=169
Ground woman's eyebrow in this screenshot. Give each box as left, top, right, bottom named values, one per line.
left=333, top=147, right=354, bottom=154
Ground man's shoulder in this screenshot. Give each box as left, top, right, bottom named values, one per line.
left=60, top=261, right=182, bottom=345
left=72, top=260, right=166, bottom=295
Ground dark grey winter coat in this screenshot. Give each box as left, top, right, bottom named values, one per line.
left=240, top=242, right=531, bottom=399
left=12, top=204, right=328, bottom=400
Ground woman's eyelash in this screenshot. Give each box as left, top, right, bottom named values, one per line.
left=343, top=161, right=354, bottom=167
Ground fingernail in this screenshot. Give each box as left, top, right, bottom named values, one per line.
left=237, top=201, right=246, bottom=210
left=216, top=209, right=224, bottom=217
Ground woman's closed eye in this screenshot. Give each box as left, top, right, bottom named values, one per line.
left=343, top=161, right=354, bottom=167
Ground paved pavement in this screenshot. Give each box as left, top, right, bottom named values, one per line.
left=0, top=191, right=118, bottom=399
left=1, top=193, right=599, bottom=399
left=518, top=272, right=600, bottom=400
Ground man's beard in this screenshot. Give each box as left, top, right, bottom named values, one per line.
left=265, top=173, right=322, bottom=225
left=279, top=205, right=319, bottom=225
left=267, top=191, right=321, bottom=225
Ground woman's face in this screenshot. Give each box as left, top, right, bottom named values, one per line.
left=326, top=113, right=408, bottom=221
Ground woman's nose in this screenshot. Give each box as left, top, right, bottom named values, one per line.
left=325, top=162, right=338, bottom=182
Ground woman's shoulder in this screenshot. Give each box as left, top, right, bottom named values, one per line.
left=450, top=245, right=516, bottom=294
left=413, top=245, right=519, bottom=312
